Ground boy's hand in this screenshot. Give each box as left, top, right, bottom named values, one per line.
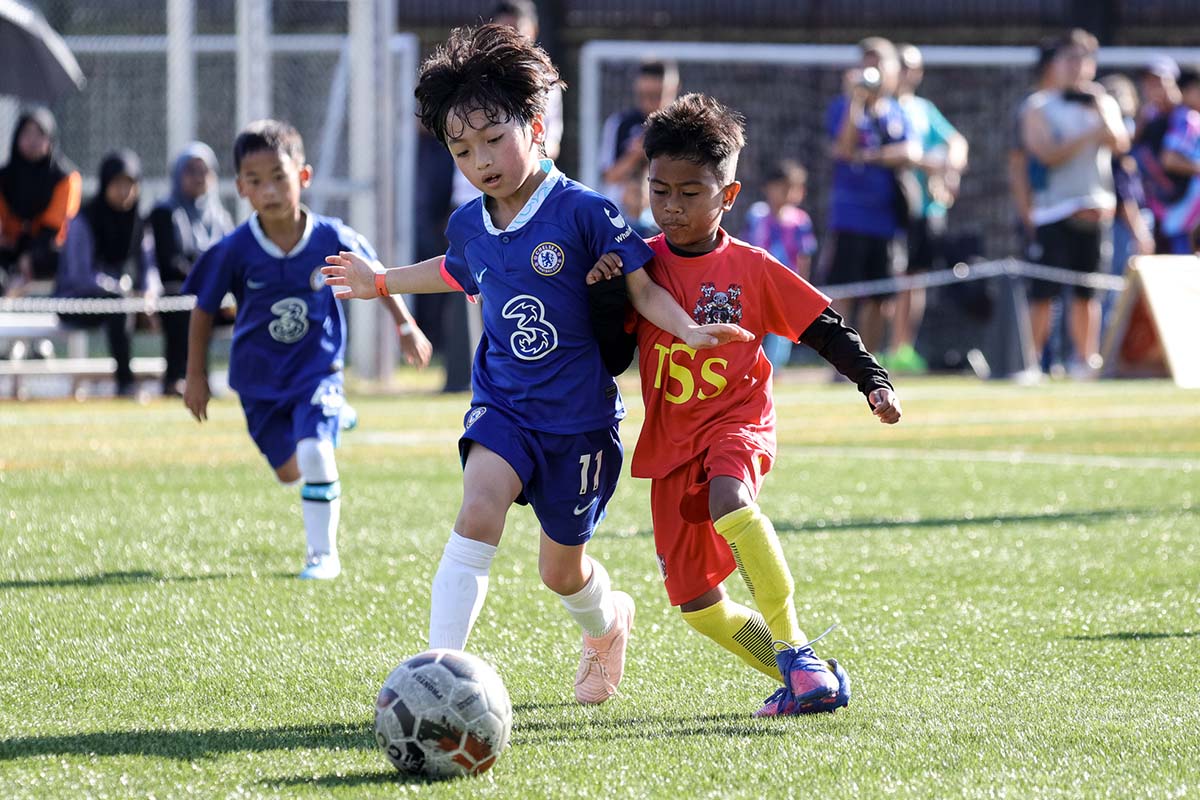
left=683, top=324, right=755, bottom=350
left=399, top=324, right=433, bottom=368
left=184, top=374, right=211, bottom=422
left=868, top=388, right=902, bottom=424
left=587, top=252, right=624, bottom=285
left=322, top=251, right=378, bottom=299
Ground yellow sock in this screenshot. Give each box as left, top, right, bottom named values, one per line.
left=681, top=598, right=780, bottom=681
left=713, top=504, right=806, bottom=646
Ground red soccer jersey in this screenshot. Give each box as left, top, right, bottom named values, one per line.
left=630, top=230, right=831, bottom=479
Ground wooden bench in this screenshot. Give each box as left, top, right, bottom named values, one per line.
left=0, top=355, right=166, bottom=400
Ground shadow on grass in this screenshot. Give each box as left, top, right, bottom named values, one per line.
left=0, top=570, right=231, bottom=591
left=1066, top=631, right=1200, bottom=642
left=0, top=722, right=374, bottom=761
left=626, top=506, right=1174, bottom=539
left=510, top=711, right=789, bottom=746
left=269, top=769, right=439, bottom=789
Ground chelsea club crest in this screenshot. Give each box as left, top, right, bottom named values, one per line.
left=531, top=242, right=564, bottom=276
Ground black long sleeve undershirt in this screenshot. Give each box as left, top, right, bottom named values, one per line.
left=798, top=306, right=894, bottom=402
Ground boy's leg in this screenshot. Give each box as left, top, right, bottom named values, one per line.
left=709, top=475, right=805, bottom=647
left=429, top=443, right=522, bottom=650
left=289, top=376, right=350, bottom=579
left=526, top=425, right=632, bottom=703
left=679, top=585, right=780, bottom=681
left=651, top=462, right=779, bottom=680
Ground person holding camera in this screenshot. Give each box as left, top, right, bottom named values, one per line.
left=1020, top=29, right=1129, bottom=379
left=820, top=37, right=920, bottom=353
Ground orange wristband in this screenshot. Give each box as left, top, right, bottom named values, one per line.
left=375, top=271, right=389, bottom=297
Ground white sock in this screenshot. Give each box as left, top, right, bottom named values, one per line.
left=428, top=532, right=497, bottom=650
left=560, top=557, right=617, bottom=638
left=301, top=497, right=339, bottom=556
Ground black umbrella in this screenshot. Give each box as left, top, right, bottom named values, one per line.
left=0, top=0, right=85, bottom=103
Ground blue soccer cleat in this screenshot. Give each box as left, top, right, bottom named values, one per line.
left=754, top=633, right=851, bottom=717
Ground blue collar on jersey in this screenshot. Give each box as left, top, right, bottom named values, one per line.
left=480, top=159, right=563, bottom=236
left=249, top=205, right=315, bottom=258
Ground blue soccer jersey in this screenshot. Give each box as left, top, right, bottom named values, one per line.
left=441, top=160, right=654, bottom=434
left=184, top=209, right=370, bottom=399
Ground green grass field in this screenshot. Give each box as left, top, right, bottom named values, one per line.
left=1, top=375, right=1198, bottom=799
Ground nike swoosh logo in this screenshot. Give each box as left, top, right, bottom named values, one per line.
left=246, top=279, right=268, bottom=290
left=604, top=208, right=627, bottom=229
left=573, top=497, right=599, bottom=516
left=474, top=268, right=487, bottom=284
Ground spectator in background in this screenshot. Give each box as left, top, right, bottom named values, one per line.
left=820, top=36, right=919, bottom=353
left=741, top=159, right=817, bottom=368
left=56, top=150, right=151, bottom=397
left=621, top=167, right=659, bottom=239
left=1136, top=66, right=1200, bottom=254
left=1020, top=29, right=1128, bottom=379
left=147, top=142, right=233, bottom=396
left=887, top=43, right=969, bottom=374
left=0, top=108, right=81, bottom=296
left=599, top=59, right=679, bottom=204
left=1136, top=56, right=1181, bottom=136
left=1100, top=74, right=1155, bottom=336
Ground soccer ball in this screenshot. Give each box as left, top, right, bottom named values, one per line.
left=374, top=649, right=512, bottom=779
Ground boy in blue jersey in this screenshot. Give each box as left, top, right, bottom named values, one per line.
left=322, top=25, right=750, bottom=703
left=183, top=119, right=432, bottom=580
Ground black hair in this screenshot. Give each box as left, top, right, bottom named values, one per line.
left=638, top=60, right=675, bottom=80
left=642, top=93, right=745, bottom=184
left=1178, top=66, right=1200, bottom=92
left=416, top=24, right=563, bottom=146
left=232, top=119, right=305, bottom=172
left=763, top=159, right=806, bottom=186
left=490, top=0, right=537, bottom=25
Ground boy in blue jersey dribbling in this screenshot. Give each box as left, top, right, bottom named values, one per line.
left=184, top=120, right=432, bottom=580
left=322, top=24, right=750, bottom=703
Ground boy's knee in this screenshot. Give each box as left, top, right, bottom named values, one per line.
left=708, top=477, right=754, bottom=522
left=538, top=550, right=588, bottom=596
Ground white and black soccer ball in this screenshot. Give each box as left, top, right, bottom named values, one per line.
left=374, top=649, right=513, bottom=779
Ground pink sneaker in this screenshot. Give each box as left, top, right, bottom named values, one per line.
left=574, top=591, right=635, bottom=704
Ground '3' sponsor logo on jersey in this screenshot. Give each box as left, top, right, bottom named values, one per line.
left=501, top=295, right=558, bottom=361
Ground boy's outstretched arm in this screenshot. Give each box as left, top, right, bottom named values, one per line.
left=322, top=252, right=453, bottom=299
left=184, top=307, right=215, bottom=422
left=591, top=254, right=754, bottom=349
left=799, top=306, right=902, bottom=424
left=378, top=294, right=433, bottom=368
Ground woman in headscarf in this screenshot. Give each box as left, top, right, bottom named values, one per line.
left=56, top=150, right=150, bottom=397
left=0, top=108, right=82, bottom=295
left=147, top=142, right=233, bottom=395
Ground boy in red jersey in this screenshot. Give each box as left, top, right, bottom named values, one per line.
left=588, top=93, right=902, bottom=716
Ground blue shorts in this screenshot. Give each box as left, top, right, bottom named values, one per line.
left=240, top=373, right=346, bottom=469
left=458, top=405, right=623, bottom=546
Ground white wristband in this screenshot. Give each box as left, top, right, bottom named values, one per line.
left=398, top=322, right=414, bottom=335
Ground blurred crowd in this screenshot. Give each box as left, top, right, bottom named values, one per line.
left=4, top=3, right=1198, bottom=390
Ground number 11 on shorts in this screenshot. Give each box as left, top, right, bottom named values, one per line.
left=578, top=451, right=603, bottom=495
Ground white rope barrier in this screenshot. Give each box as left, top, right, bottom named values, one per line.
left=0, top=257, right=1127, bottom=316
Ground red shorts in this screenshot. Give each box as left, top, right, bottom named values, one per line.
left=650, top=434, right=773, bottom=606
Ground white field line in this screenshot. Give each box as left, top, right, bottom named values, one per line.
left=789, top=446, right=1197, bottom=472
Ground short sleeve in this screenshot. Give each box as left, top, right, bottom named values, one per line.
left=759, top=251, right=831, bottom=341
left=925, top=100, right=958, bottom=147
left=577, top=195, right=654, bottom=276
left=182, top=238, right=234, bottom=314
left=1163, top=108, right=1200, bottom=158
left=441, top=231, right=478, bottom=296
